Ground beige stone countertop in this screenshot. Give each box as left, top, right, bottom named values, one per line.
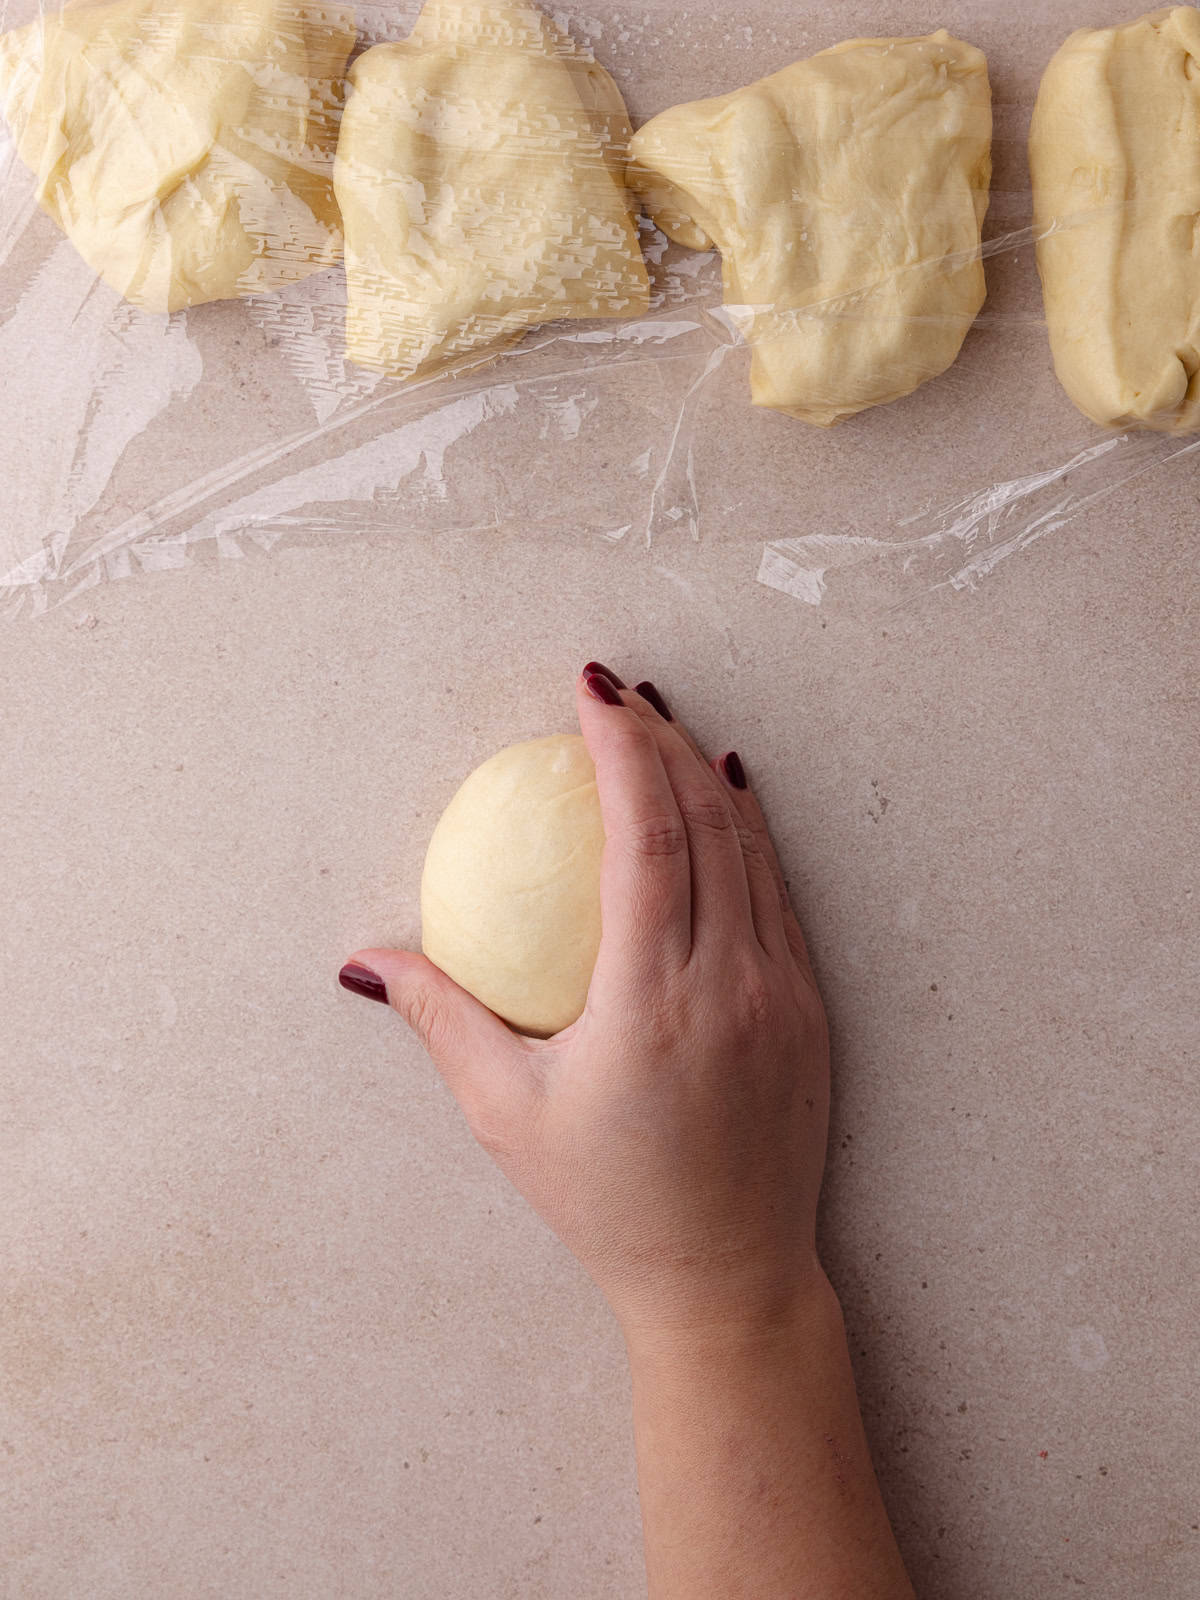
left=2, top=2, right=1198, bottom=1597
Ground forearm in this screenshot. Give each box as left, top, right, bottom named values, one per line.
left=624, top=1273, right=915, bottom=1600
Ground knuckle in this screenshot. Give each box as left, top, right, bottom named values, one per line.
left=624, top=811, right=688, bottom=858
left=735, top=819, right=763, bottom=859
left=610, top=721, right=655, bottom=759
left=734, top=965, right=776, bottom=1034
left=403, top=985, right=450, bottom=1054
left=676, top=791, right=735, bottom=835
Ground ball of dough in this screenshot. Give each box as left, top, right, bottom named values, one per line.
left=421, top=735, right=604, bottom=1038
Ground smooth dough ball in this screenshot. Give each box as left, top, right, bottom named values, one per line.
left=334, top=0, right=650, bottom=380
left=629, top=31, right=993, bottom=427
left=421, top=735, right=604, bottom=1037
left=0, top=0, right=356, bottom=313
left=1030, top=6, right=1200, bottom=434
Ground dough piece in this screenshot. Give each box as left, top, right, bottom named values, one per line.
left=335, top=0, right=650, bottom=379
left=421, top=735, right=604, bottom=1038
left=0, top=0, right=355, bottom=313
left=1030, top=7, right=1200, bottom=434
left=629, top=33, right=993, bottom=427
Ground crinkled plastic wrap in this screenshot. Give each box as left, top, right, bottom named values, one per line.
left=1, top=0, right=1195, bottom=619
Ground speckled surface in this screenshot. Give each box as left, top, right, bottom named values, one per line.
left=2, top=2, right=1198, bottom=1597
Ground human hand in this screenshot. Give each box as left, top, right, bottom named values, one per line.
left=340, top=664, right=831, bottom=1341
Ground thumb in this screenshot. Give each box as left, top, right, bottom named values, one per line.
left=339, top=948, right=532, bottom=1135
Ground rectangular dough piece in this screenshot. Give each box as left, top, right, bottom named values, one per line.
left=1031, top=6, right=1200, bottom=434
left=629, top=32, right=993, bottom=427
left=334, top=0, right=650, bottom=381
left=0, top=0, right=355, bottom=313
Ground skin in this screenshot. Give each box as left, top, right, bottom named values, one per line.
left=343, top=665, right=916, bottom=1600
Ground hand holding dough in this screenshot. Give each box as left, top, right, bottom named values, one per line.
left=335, top=0, right=650, bottom=380
left=421, top=735, right=604, bottom=1037
left=629, top=33, right=993, bottom=427
left=1030, top=7, right=1200, bottom=434
left=0, top=0, right=355, bottom=314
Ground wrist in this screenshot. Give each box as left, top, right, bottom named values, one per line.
left=618, top=1259, right=841, bottom=1367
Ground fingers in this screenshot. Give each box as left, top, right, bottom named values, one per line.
left=625, top=679, right=786, bottom=962
left=340, top=948, right=538, bottom=1138
left=584, top=667, right=757, bottom=959
left=577, top=669, right=693, bottom=977
left=711, top=759, right=815, bottom=974
left=635, top=698, right=758, bottom=948
left=585, top=665, right=812, bottom=975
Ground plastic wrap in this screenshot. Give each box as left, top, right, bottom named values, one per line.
left=1, top=0, right=1195, bottom=620
left=758, top=427, right=1200, bottom=610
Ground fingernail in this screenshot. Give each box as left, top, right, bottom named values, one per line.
left=720, top=751, right=748, bottom=790
left=634, top=681, right=673, bottom=721
left=584, top=670, right=623, bottom=706
left=583, top=661, right=627, bottom=690
left=339, top=962, right=389, bottom=1004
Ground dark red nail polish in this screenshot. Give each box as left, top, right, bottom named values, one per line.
left=721, top=751, right=748, bottom=790
left=583, top=661, right=627, bottom=690
left=634, top=681, right=673, bottom=721
left=583, top=671, right=623, bottom=706
left=339, top=962, right=389, bottom=1004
